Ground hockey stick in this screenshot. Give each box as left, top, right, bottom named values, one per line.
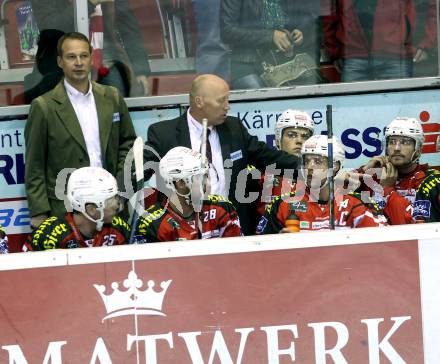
left=129, top=136, right=145, bottom=242
left=326, top=105, right=335, bottom=230
left=196, top=118, right=209, bottom=238
left=200, top=118, right=209, bottom=170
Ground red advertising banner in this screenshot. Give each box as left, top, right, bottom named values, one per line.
left=0, top=239, right=422, bottom=363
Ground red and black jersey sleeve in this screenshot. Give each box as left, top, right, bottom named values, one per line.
left=24, top=216, right=71, bottom=251
left=111, top=216, right=131, bottom=245
left=414, top=174, right=440, bottom=222
left=256, top=192, right=293, bottom=234
left=344, top=193, right=388, bottom=228
left=135, top=204, right=166, bottom=243
left=205, top=195, right=242, bottom=237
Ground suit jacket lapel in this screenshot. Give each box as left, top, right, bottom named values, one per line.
left=217, top=122, right=232, bottom=163
left=177, top=114, right=192, bottom=148
left=93, top=83, right=113, bottom=158
left=53, top=82, right=87, bottom=153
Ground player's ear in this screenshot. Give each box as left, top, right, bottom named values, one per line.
left=195, top=95, right=203, bottom=109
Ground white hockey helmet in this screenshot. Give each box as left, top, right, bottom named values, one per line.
left=159, top=146, right=208, bottom=194
left=301, top=134, right=345, bottom=169
left=67, top=167, right=118, bottom=230
left=275, top=109, right=314, bottom=148
left=384, top=117, right=424, bottom=152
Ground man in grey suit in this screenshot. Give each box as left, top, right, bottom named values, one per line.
left=145, top=74, right=301, bottom=235
left=25, top=32, right=136, bottom=228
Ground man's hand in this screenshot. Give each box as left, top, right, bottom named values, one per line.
left=273, top=30, right=293, bottom=52
left=290, top=29, right=303, bottom=46
left=31, top=214, right=49, bottom=230
left=361, top=156, right=387, bottom=174
left=380, top=161, right=398, bottom=188
left=136, top=75, right=150, bottom=96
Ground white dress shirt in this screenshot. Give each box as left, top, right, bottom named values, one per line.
left=187, top=109, right=226, bottom=197
left=64, top=80, right=102, bottom=167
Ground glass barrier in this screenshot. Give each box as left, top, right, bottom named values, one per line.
left=0, top=0, right=438, bottom=106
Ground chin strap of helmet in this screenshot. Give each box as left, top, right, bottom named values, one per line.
left=410, top=150, right=421, bottom=164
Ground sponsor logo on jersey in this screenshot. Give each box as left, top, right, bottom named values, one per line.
left=300, top=221, right=310, bottom=229
left=66, top=240, right=80, bottom=249
left=166, top=218, right=180, bottom=229
left=288, top=200, right=308, bottom=213
left=396, top=188, right=416, bottom=204
left=420, top=176, right=440, bottom=196
left=256, top=216, right=268, bottom=234
left=312, top=221, right=330, bottom=230
left=412, top=200, right=431, bottom=218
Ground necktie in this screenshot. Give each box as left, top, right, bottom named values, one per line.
left=205, top=129, right=212, bottom=164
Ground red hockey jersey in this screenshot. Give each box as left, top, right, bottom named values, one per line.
left=24, top=214, right=130, bottom=251
left=135, top=195, right=242, bottom=243
left=256, top=174, right=297, bottom=218
left=256, top=190, right=387, bottom=234
left=359, top=164, right=439, bottom=224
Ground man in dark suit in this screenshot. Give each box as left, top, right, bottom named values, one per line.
left=145, top=74, right=300, bottom=235
left=25, top=32, right=136, bottom=228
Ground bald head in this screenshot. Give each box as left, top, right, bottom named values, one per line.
left=189, top=74, right=230, bottom=126
left=190, top=74, right=229, bottom=99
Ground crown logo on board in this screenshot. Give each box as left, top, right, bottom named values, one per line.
left=94, top=270, right=172, bottom=321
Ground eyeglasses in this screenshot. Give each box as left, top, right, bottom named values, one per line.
left=388, top=137, right=414, bottom=147
left=303, top=155, right=327, bottom=166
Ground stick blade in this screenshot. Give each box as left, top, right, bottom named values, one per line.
left=133, top=136, right=144, bottom=182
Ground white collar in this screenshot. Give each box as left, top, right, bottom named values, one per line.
left=64, top=79, right=93, bottom=97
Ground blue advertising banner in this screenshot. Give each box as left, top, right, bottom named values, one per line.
left=231, top=89, right=440, bottom=169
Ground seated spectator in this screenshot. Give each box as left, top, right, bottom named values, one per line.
left=23, top=167, right=129, bottom=251
left=221, top=0, right=321, bottom=89
left=257, top=135, right=387, bottom=234
left=322, top=0, right=437, bottom=82
left=0, top=225, right=9, bottom=254
left=135, top=147, right=242, bottom=242
left=24, top=29, right=65, bottom=104
left=356, top=117, right=439, bottom=224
